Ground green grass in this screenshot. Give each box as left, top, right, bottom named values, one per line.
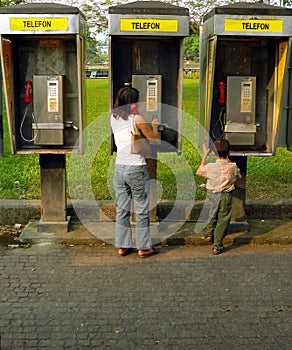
left=1, top=78, right=291, bottom=201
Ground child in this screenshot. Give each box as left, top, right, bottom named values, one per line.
left=196, top=139, right=241, bottom=255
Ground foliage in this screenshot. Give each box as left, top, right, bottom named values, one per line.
left=183, top=33, right=200, bottom=59
left=0, top=0, right=25, bottom=7
left=82, top=0, right=112, bottom=36
left=178, top=0, right=230, bottom=35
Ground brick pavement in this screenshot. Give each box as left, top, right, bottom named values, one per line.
left=0, top=243, right=291, bottom=349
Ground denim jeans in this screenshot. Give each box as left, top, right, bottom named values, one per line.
left=114, top=164, right=151, bottom=250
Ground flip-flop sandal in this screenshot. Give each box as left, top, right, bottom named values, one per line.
left=118, top=248, right=135, bottom=257
left=138, top=247, right=158, bottom=258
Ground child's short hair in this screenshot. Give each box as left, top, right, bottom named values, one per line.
left=213, top=139, right=231, bottom=158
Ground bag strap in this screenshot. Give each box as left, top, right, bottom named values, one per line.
left=131, top=114, right=140, bottom=135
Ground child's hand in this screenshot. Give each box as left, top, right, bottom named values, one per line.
left=202, top=144, right=210, bottom=158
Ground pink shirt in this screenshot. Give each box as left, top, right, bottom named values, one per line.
left=196, top=159, right=240, bottom=193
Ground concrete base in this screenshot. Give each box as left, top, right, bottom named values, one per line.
left=37, top=216, right=71, bottom=233
left=20, top=221, right=62, bottom=245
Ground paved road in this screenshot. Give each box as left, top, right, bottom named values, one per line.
left=0, top=243, right=291, bottom=349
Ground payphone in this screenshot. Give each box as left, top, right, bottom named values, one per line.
left=32, top=75, right=64, bottom=145
left=132, top=75, right=162, bottom=122
left=225, top=76, right=257, bottom=146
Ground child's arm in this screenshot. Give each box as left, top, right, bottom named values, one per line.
left=236, top=166, right=242, bottom=180
left=199, top=144, right=210, bottom=166
left=196, top=144, right=210, bottom=177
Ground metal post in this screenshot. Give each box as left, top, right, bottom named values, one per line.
left=229, top=156, right=250, bottom=232
left=146, top=153, right=158, bottom=222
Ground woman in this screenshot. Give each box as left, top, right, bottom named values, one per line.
left=110, top=86, right=160, bottom=258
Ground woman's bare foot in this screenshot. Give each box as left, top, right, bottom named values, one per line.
left=138, top=247, right=158, bottom=258
left=118, top=248, right=134, bottom=256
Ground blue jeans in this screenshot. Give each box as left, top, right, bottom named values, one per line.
left=114, top=164, right=152, bottom=250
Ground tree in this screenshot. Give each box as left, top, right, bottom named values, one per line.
left=86, top=28, right=100, bottom=64
left=183, top=33, right=200, bottom=60
left=81, top=0, right=113, bottom=36
left=180, top=0, right=230, bottom=35
left=0, top=0, right=25, bottom=6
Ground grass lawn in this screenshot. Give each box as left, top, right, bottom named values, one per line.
left=0, top=78, right=291, bottom=201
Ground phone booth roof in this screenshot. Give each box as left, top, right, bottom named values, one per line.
left=203, top=2, right=292, bottom=37
left=204, top=3, right=292, bottom=21
left=109, top=1, right=189, bottom=16
left=0, top=2, right=85, bottom=35
left=0, top=2, right=84, bottom=14
left=109, top=1, right=189, bottom=37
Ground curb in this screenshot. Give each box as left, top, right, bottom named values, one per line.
left=0, top=199, right=291, bottom=247
left=1, top=199, right=292, bottom=226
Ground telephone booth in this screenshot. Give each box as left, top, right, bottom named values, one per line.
left=199, top=3, right=292, bottom=227
left=0, top=3, right=86, bottom=232
left=200, top=2, right=292, bottom=155
left=109, top=1, right=189, bottom=153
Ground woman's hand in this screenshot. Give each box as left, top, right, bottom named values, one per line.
left=136, top=115, right=160, bottom=141
left=151, top=117, right=159, bottom=130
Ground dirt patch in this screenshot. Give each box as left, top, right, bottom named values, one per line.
left=0, top=224, right=24, bottom=247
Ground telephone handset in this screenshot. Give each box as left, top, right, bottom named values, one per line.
left=212, top=81, right=226, bottom=139
left=21, top=80, right=37, bottom=142
left=130, top=103, right=139, bottom=115
left=217, top=81, right=225, bottom=105
left=24, top=80, right=33, bottom=104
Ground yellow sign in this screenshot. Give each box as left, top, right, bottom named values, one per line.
left=225, top=19, right=283, bottom=33
left=120, top=18, right=178, bottom=32
left=10, top=18, right=68, bottom=31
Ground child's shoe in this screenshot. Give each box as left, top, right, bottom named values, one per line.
left=205, top=235, right=214, bottom=243
left=212, top=246, right=224, bottom=255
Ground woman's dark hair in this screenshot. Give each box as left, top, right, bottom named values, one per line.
left=213, top=139, right=231, bottom=158
left=113, top=87, right=139, bottom=120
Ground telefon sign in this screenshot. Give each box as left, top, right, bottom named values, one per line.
left=120, top=18, right=178, bottom=32
left=224, top=19, right=283, bottom=33
left=10, top=17, right=68, bottom=31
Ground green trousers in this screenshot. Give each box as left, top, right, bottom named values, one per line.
left=204, top=191, right=232, bottom=249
